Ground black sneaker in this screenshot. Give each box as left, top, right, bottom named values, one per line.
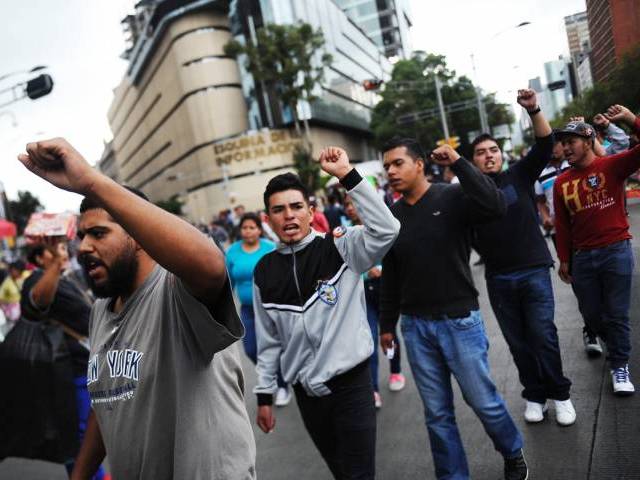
left=583, top=328, right=603, bottom=358
left=504, top=450, right=528, bottom=480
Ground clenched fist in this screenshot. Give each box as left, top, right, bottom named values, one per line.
left=430, top=144, right=460, bottom=166
left=592, top=113, right=610, bottom=130
left=517, top=89, right=538, bottom=112
left=318, top=147, right=352, bottom=180
left=18, top=138, right=100, bottom=195
left=606, top=104, right=636, bottom=126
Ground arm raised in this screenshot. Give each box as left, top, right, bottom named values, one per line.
left=18, top=138, right=226, bottom=305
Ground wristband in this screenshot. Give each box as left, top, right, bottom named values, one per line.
left=527, top=106, right=541, bottom=116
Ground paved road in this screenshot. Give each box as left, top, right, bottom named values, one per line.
left=3, top=205, right=640, bottom=479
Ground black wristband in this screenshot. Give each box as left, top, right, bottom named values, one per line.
left=339, top=168, right=362, bottom=191
left=257, top=393, right=274, bottom=406
left=528, top=106, right=541, bottom=116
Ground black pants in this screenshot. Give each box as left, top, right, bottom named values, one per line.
left=294, top=361, right=376, bottom=480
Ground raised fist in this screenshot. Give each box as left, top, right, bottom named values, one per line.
left=318, top=147, right=352, bottom=179
left=430, top=144, right=460, bottom=166
left=605, top=104, right=636, bottom=126
left=18, top=138, right=100, bottom=195
left=592, top=113, right=610, bottom=129
left=517, top=89, right=538, bottom=112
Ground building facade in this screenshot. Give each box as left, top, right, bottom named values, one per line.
left=333, top=0, right=412, bottom=59
left=104, top=0, right=410, bottom=222
left=586, top=0, right=640, bottom=83
left=564, top=11, right=593, bottom=93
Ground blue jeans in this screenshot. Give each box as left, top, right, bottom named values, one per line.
left=64, top=376, right=105, bottom=480
left=401, top=311, right=523, bottom=480
left=571, top=240, right=634, bottom=368
left=487, top=267, right=571, bottom=403
left=241, top=305, right=287, bottom=389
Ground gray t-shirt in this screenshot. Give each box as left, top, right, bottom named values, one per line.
left=87, top=265, right=256, bottom=479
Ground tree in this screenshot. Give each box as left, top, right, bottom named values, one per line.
left=155, top=195, right=184, bottom=216
left=370, top=52, right=514, bottom=158
left=225, top=22, right=333, bottom=143
left=292, top=145, right=321, bottom=193
left=225, top=23, right=332, bottom=191
left=553, top=45, right=640, bottom=127
left=8, top=190, right=43, bottom=235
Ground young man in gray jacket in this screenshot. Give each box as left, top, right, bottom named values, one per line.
left=253, top=147, right=400, bottom=479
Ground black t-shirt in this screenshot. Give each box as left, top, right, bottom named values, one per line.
left=379, top=158, right=506, bottom=334
left=473, top=135, right=555, bottom=276
left=20, top=269, right=91, bottom=376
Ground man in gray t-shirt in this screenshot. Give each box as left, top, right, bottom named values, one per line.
left=17, top=138, right=256, bottom=480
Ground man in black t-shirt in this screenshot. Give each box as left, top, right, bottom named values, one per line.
left=22, top=241, right=105, bottom=479
left=471, top=89, right=574, bottom=427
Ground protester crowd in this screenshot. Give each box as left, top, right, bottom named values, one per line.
left=1, top=88, right=639, bottom=480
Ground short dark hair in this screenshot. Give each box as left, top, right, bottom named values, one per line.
left=27, top=244, right=46, bottom=266
left=79, top=185, right=149, bottom=213
left=239, top=212, right=263, bottom=231
left=263, top=173, right=309, bottom=211
left=9, top=260, right=25, bottom=271
left=471, top=133, right=500, bottom=154
left=381, top=136, right=426, bottom=161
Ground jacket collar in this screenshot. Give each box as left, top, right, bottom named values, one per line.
left=276, top=229, right=322, bottom=255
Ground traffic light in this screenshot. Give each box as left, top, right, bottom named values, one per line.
left=437, top=136, right=460, bottom=149
left=362, top=79, right=383, bottom=91
left=26, top=74, right=54, bottom=100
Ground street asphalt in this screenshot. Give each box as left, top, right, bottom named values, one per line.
left=2, top=205, right=640, bottom=480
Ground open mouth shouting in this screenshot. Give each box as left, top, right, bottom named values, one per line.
left=283, top=223, right=300, bottom=236
left=81, top=255, right=107, bottom=280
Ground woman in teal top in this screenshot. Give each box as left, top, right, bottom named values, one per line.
left=226, top=213, right=290, bottom=405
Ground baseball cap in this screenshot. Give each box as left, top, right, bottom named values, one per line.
left=555, top=121, right=596, bottom=141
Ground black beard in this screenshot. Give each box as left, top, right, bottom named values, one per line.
left=83, top=244, right=139, bottom=299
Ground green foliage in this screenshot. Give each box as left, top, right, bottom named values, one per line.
left=554, top=45, right=640, bottom=127
left=8, top=190, right=43, bottom=235
left=370, top=52, right=514, bottom=158
left=292, top=145, right=321, bottom=193
left=155, top=195, right=184, bottom=216
left=225, top=22, right=333, bottom=123
left=225, top=22, right=332, bottom=189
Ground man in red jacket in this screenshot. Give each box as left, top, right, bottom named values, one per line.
left=553, top=104, right=640, bottom=396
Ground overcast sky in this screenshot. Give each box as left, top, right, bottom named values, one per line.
left=0, top=0, right=585, bottom=211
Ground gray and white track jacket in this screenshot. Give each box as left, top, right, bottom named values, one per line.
left=252, top=169, right=400, bottom=403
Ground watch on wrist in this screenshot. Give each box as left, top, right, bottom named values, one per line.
left=527, top=106, right=541, bottom=116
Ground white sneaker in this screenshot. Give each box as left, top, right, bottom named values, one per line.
left=611, top=365, right=635, bottom=396
left=374, top=391, right=382, bottom=409
left=554, top=399, right=576, bottom=426
left=275, top=387, right=291, bottom=407
left=524, top=401, right=547, bottom=423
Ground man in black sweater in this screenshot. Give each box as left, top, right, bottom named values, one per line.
left=379, top=140, right=527, bottom=480
left=471, top=89, right=574, bottom=427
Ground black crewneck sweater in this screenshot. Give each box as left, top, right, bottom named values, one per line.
left=380, top=158, right=506, bottom=334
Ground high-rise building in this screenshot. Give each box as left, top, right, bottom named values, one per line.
left=333, top=0, right=412, bottom=59
left=565, top=11, right=591, bottom=56
left=586, top=0, right=640, bottom=83
left=564, top=11, right=593, bottom=93
left=104, top=0, right=411, bottom=222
